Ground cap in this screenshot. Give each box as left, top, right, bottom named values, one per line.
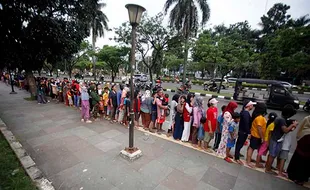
left=209, top=98, right=219, bottom=105
left=246, top=100, right=256, bottom=107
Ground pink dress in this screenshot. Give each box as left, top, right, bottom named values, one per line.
left=216, top=111, right=233, bottom=157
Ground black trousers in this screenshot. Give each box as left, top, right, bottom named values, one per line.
left=213, top=132, right=222, bottom=150
left=235, top=132, right=248, bottom=160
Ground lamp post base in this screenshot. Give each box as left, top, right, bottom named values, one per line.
left=10, top=91, right=17, bottom=94
left=120, top=147, right=142, bottom=161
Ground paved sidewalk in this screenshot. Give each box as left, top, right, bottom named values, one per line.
left=0, top=83, right=307, bottom=190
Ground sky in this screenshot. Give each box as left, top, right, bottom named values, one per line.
left=90, top=0, right=310, bottom=48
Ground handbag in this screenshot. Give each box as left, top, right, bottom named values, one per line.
left=197, top=124, right=205, bottom=140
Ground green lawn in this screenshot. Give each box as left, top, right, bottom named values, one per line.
left=0, top=133, right=37, bottom=190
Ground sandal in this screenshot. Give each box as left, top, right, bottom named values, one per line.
left=265, top=170, right=277, bottom=175
left=224, top=157, right=233, bottom=163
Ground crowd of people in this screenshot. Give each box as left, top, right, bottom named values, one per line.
left=1, top=75, right=309, bottom=186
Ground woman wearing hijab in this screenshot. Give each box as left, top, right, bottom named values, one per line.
left=246, top=102, right=267, bottom=168
left=287, top=115, right=310, bottom=185
left=140, top=90, right=152, bottom=130
left=216, top=101, right=238, bottom=157
left=191, top=96, right=204, bottom=147
left=173, top=95, right=186, bottom=140
left=167, top=94, right=180, bottom=136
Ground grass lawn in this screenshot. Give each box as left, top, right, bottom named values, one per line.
left=0, top=133, right=37, bottom=190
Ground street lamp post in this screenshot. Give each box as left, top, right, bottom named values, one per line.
left=120, top=3, right=145, bottom=161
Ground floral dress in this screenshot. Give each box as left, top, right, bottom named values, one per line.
left=216, top=111, right=233, bottom=157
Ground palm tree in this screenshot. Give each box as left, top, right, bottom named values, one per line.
left=90, top=2, right=109, bottom=80
left=164, top=0, right=210, bottom=82
left=293, top=14, right=310, bottom=27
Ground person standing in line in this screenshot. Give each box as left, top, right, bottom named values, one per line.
left=149, top=92, right=158, bottom=133
left=80, top=83, right=92, bottom=123
left=191, top=96, right=204, bottom=147
left=155, top=88, right=168, bottom=134
left=265, top=107, right=297, bottom=174
left=225, top=112, right=241, bottom=163
left=216, top=101, right=238, bottom=157
left=118, top=86, right=129, bottom=125
left=204, top=98, right=218, bottom=152
left=133, top=90, right=141, bottom=128
left=213, top=105, right=226, bottom=151
left=234, top=100, right=256, bottom=165
left=173, top=95, right=185, bottom=140
left=246, top=102, right=267, bottom=168
left=257, top=112, right=278, bottom=163
left=167, top=94, right=180, bottom=136
left=287, top=115, right=310, bottom=185
left=140, top=90, right=152, bottom=130
left=116, top=84, right=123, bottom=121
left=109, top=84, right=118, bottom=123
left=181, top=94, right=194, bottom=142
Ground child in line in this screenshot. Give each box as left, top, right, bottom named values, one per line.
left=225, top=112, right=240, bottom=163
left=67, top=88, right=73, bottom=107
left=257, top=113, right=278, bottom=159
left=123, top=92, right=131, bottom=127
left=103, top=87, right=109, bottom=119
left=99, top=96, right=104, bottom=120
left=214, top=105, right=227, bottom=151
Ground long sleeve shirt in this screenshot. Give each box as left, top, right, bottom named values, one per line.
left=239, top=110, right=251, bottom=134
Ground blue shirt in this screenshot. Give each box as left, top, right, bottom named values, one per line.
left=228, top=121, right=239, bottom=140
left=217, top=113, right=224, bottom=132
left=117, top=90, right=122, bottom=106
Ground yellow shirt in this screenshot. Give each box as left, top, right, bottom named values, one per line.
left=103, top=92, right=109, bottom=106
left=251, top=115, right=267, bottom=138
left=264, top=123, right=275, bottom=142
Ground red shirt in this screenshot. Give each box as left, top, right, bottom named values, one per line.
left=204, top=107, right=218, bottom=132
left=133, top=98, right=141, bottom=112
left=183, top=103, right=192, bottom=122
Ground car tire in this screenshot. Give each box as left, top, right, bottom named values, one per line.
left=284, top=104, right=295, bottom=110
left=222, top=85, right=226, bottom=89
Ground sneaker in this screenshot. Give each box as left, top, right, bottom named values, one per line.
left=86, top=120, right=92, bottom=123
left=81, top=119, right=85, bottom=122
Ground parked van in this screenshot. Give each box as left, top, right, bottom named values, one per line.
left=233, top=78, right=300, bottom=110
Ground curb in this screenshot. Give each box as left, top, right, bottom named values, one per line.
left=163, top=88, right=233, bottom=100
left=0, top=119, right=55, bottom=190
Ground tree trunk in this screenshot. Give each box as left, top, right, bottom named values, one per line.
left=149, top=68, right=153, bottom=84
left=92, top=27, right=97, bottom=81
left=68, top=67, right=72, bottom=78
left=112, top=71, right=115, bottom=83
left=183, top=36, right=189, bottom=84
left=25, top=70, right=37, bottom=98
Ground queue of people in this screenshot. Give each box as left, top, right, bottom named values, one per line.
left=4, top=76, right=309, bottom=187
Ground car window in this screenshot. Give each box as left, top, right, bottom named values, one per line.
left=273, top=87, right=285, bottom=94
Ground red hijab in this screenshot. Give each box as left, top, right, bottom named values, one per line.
left=223, top=101, right=238, bottom=116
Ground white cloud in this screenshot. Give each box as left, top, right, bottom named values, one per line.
left=91, top=0, right=310, bottom=48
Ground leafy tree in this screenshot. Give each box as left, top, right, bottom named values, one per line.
left=90, top=2, right=109, bottom=81
left=65, top=41, right=92, bottom=78
left=114, top=13, right=173, bottom=82
left=97, top=45, right=130, bottom=82
left=0, top=0, right=103, bottom=97
left=164, top=0, right=210, bottom=82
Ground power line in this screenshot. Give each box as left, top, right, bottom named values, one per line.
left=264, top=0, right=269, bottom=13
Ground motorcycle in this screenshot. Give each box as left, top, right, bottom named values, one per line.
left=204, top=84, right=218, bottom=92
left=303, top=99, right=310, bottom=112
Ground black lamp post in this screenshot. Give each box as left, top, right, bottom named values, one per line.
left=120, top=3, right=145, bottom=160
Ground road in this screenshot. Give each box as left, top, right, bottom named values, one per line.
left=34, top=73, right=309, bottom=102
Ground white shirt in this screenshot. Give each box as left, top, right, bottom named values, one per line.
left=282, top=132, right=292, bottom=151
